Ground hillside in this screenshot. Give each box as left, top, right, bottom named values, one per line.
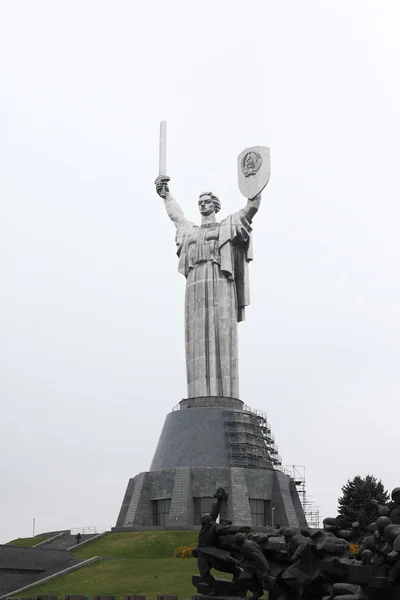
left=18, top=557, right=197, bottom=599
left=13, top=531, right=203, bottom=599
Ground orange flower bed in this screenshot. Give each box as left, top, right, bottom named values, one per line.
left=349, top=543, right=360, bottom=555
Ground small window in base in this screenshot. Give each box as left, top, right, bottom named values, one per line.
left=249, top=498, right=271, bottom=527
left=193, top=497, right=228, bottom=526
left=152, top=498, right=171, bottom=526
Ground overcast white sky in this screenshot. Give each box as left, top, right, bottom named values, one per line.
left=1, top=0, right=400, bottom=543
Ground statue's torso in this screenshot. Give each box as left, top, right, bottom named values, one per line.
left=198, top=521, right=219, bottom=548
left=390, top=505, right=400, bottom=525
left=187, top=223, right=221, bottom=268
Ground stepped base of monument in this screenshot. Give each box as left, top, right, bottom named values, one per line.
left=192, top=596, right=244, bottom=600
left=191, top=574, right=302, bottom=600
left=192, top=574, right=245, bottom=597
left=115, top=465, right=307, bottom=530
left=192, top=596, right=243, bottom=600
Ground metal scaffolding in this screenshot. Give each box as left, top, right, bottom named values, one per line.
left=286, top=465, right=320, bottom=529
left=223, top=407, right=282, bottom=470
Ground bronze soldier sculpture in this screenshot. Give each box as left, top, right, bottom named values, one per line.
left=235, top=532, right=272, bottom=600
left=372, top=487, right=400, bottom=525
left=192, top=488, right=242, bottom=596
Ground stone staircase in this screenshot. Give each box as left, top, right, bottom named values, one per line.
left=37, top=533, right=98, bottom=550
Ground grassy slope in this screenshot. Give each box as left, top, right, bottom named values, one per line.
left=74, top=531, right=198, bottom=559
left=19, top=558, right=197, bottom=599
left=6, top=535, right=52, bottom=547
left=15, top=532, right=199, bottom=599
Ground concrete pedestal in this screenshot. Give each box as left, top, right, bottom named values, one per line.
left=115, top=397, right=307, bottom=530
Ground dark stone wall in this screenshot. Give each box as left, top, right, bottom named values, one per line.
left=0, top=545, right=72, bottom=570
left=191, top=468, right=231, bottom=497
left=271, top=471, right=299, bottom=527
left=150, top=408, right=230, bottom=471
left=0, top=546, right=72, bottom=596
left=149, top=470, right=176, bottom=498
left=132, top=473, right=153, bottom=527
left=245, top=469, right=274, bottom=499
left=115, top=478, right=135, bottom=527
left=0, top=569, right=43, bottom=596
left=179, top=397, right=243, bottom=410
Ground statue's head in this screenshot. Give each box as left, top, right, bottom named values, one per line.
left=361, top=549, right=372, bottom=565
left=283, top=527, right=297, bottom=544
left=234, top=532, right=246, bottom=547
left=375, top=516, right=392, bottom=537
left=322, top=517, right=338, bottom=532
left=201, top=513, right=213, bottom=526
left=198, top=192, right=221, bottom=216
left=392, top=488, right=400, bottom=503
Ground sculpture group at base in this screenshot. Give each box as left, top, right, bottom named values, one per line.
left=192, top=488, right=400, bottom=600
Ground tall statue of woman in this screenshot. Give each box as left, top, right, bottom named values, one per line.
left=155, top=174, right=262, bottom=400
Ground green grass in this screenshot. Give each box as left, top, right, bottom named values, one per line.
left=74, top=531, right=198, bottom=560
left=17, top=558, right=197, bottom=599
left=6, top=535, right=52, bottom=547
left=12, top=531, right=267, bottom=600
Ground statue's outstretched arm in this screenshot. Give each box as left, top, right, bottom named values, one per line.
left=209, top=496, right=224, bottom=522
left=242, top=192, right=262, bottom=221
left=164, top=191, right=185, bottom=226
left=155, top=175, right=185, bottom=228
left=209, top=488, right=228, bottom=522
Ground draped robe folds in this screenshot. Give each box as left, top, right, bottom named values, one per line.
left=176, top=209, right=253, bottom=399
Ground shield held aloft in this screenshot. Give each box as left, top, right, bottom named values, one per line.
left=237, top=145, right=271, bottom=199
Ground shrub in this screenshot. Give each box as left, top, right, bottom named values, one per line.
left=175, top=545, right=193, bottom=558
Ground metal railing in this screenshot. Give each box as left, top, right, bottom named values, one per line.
left=70, top=525, right=111, bottom=535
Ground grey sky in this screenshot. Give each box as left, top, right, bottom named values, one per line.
left=1, top=0, right=400, bottom=543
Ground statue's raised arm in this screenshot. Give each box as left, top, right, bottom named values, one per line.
left=242, top=192, right=262, bottom=222
left=155, top=175, right=185, bottom=228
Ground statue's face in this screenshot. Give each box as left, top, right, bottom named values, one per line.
left=198, top=195, right=215, bottom=216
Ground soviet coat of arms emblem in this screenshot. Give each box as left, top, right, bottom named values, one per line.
left=237, top=145, right=271, bottom=199
left=241, top=151, right=263, bottom=177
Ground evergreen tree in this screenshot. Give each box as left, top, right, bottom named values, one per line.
left=337, top=474, right=390, bottom=529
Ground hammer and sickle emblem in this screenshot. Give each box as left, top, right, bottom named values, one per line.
left=241, top=151, right=262, bottom=177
